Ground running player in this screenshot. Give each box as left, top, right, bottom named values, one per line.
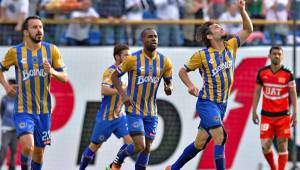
left=0, top=16, right=68, bottom=170
left=166, top=0, right=253, bottom=169
left=110, top=27, right=173, bottom=170
left=79, top=44, right=132, bottom=170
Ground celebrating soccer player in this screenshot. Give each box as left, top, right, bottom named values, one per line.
left=78, top=44, right=133, bottom=170
left=0, top=16, right=68, bottom=170
left=252, top=46, right=298, bottom=170
left=166, top=0, right=253, bottom=170
left=109, top=27, right=173, bottom=170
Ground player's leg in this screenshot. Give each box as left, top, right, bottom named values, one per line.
left=135, top=116, right=158, bottom=170
left=79, top=118, right=113, bottom=170
left=276, top=116, right=291, bottom=170
left=260, top=116, right=276, bottom=170
left=8, top=130, right=18, bottom=170
left=168, top=128, right=211, bottom=170
left=14, top=114, right=35, bottom=170
left=112, top=115, right=145, bottom=169
left=209, top=126, right=226, bottom=170
left=31, top=113, right=52, bottom=170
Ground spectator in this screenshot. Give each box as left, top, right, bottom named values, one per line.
left=66, top=0, right=99, bottom=46
left=0, top=79, right=17, bottom=170
left=206, top=0, right=225, bottom=19
left=264, top=0, right=290, bottom=45
left=0, top=0, right=28, bottom=45
left=182, top=0, right=206, bottom=46
left=125, top=0, right=144, bottom=46
left=154, top=0, right=184, bottom=46
left=219, top=2, right=242, bottom=35
left=98, top=0, right=126, bottom=45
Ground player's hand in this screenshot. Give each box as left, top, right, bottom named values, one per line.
left=291, top=113, right=297, bottom=127
left=252, top=111, right=259, bottom=125
left=5, top=84, right=16, bottom=97
left=122, top=95, right=133, bottom=107
left=164, top=82, right=173, bottom=96
left=43, top=60, right=52, bottom=75
left=188, top=85, right=199, bottom=97
left=238, top=0, right=246, bottom=11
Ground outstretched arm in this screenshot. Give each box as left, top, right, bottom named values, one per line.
left=237, top=0, right=253, bottom=45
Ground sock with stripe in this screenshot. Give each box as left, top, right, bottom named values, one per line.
left=214, top=145, right=225, bottom=170
left=263, top=150, right=277, bottom=170
left=79, top=147, right=95, bottom=170
left=278, top=152, right=288, bottom=170
left=135, top=152, right=150, bottom=170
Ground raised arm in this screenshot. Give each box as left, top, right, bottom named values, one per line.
left=237, top=0, right=253, bottom=45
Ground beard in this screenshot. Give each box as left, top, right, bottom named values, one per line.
left=146, top=44, right=157, bottom=52
left=29, top=33, right=43, bottom=43
left=271, top=59, right=280, bottom=65
left=222, top=33, right=233, bottom=41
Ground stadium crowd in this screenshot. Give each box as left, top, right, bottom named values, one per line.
left=0, top=0, right=299, bottom=46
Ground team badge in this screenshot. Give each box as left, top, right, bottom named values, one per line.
left=19, top=122, right=27, bottom=129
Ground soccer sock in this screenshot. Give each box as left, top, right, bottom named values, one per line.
left=263, top=150, right=276, bottom=170
left=278, top=152, right=288, bottom=170
left=115, top=144, right=135, bottom=164
left=31, top=160, right=42, bottom=170
left=214, top=145, right=225, bottom=170
left=135, top=152, right=150, bottom=170
left=117, top=143, right=128, bottom=154
left=20, top=154, right=30, bottom=170
left=79, top=147, right=95, bottom=170
left=171, top=142, right=202, bottom=170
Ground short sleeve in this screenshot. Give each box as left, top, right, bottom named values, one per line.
left=256, top=69, right=263, bottom=86
left=51, top=45, right=66, bottom=72
left=163, top=56, right=172, bottom=80
left=102, top=68, right=113, bottom=87
left=0, top=48, right=17, bottom=71
left=183, top=51, right=202, bottom=71
left=117, top=55, right=135, bottom=76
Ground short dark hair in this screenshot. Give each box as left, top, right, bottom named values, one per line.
left=195, top=21, right=214, bottom=47
left=8, top=78, right=16, bottom=84
left=269, top=46, right=283, bottom=54
left=22, top=16, right=43, bottom=31
left=141, top=28, right=156, bottom=39
left=113, top=44, right=129, bottom=59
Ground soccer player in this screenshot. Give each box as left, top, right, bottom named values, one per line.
left=166, top=0, right=253, bottom=170
left=252, top=46, right=298, bottom=170
left=0, top=16, right=68, bottom=170
left=109, top=27, right=173, bottom=170
left=78, top=44, right=132, bottom=170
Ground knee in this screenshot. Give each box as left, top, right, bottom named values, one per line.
left=261, top=142, right=272, bottom=153
left=213, top=130, right=227, bottom=146
left=134, top=142, right=146, bottom=153
left=22, top=144, right=34, bottom=155
left=194, top=137, right=211, bottom=150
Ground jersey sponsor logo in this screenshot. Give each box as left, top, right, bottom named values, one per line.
left=137, top=76, right=159, bottom=85
left=22, top=68, right=47, bottom=81
left=211, top=60, right=232, bottom=76
left=265, top=87, right=282, bottom=96
left=278, top=77, right=286, bottom=83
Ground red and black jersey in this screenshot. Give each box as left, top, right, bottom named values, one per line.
left=256, top=65, right=295, bottom=116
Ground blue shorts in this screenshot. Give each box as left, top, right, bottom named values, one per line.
left=126, top=113, right=158, bottom=140
left=196, top=99, right=227, bottom=130
left=91, top=115, right=129, bottom=144
left=14, top=113, right=51, bottom=148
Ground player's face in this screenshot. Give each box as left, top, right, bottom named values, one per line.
left=269, top=49, right=283, bottom=66
left=143, top=30, right=158, bottom=52
left=208, top=24, right=227, bottom=41
left=119, top=49, right=129, bottom=63
left=25, top=19, right=44, bottom=43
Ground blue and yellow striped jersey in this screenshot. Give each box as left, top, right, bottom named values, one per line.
left=117, top=49, right=172, bottom=117
left=99, top=65, right=124, bottom=121
left=184, top=36, right=240, bottom=103
left=0, top=42, right=66, bottom=114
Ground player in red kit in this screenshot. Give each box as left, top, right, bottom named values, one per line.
left=252, top=46, right=298, bottom=170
